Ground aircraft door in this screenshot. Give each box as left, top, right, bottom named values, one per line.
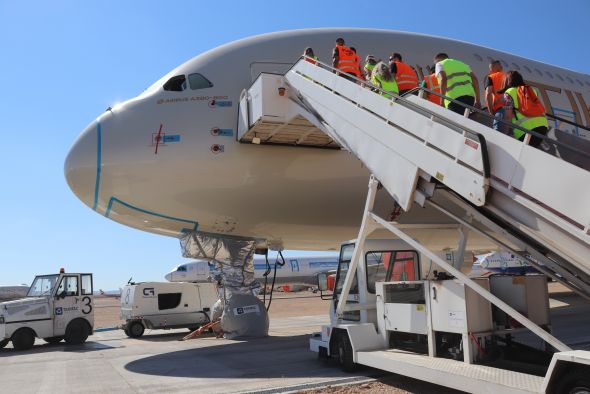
left=290, top=259, right=300, bottom=272
left=250, top=62, right=293, bottom=82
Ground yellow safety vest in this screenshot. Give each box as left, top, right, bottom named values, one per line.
left=372, top=74, right=399, bottom=98
left=437, top=58, right=475, bottom=108
left=505, top=87, right=549, bottom=139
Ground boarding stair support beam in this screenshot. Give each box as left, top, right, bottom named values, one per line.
left=337, top=176, right=571, bottom=353
left=429, top=189, right=590, bottom=301
left=283, top=57, right=589, bottom=279
left=239, top=56, right=589, bottom=289
left=285, top=70, right=489, bottom=210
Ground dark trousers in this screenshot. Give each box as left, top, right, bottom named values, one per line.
left=517, top=126, right=549, bottom=149
left=446, top=95, right=475, bottom=115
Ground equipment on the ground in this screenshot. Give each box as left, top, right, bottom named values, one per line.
left=236, top=56, right=590, bottom=392
left=0, top=271, right=94, bottom=351
left=121, top=281, right=217, bottom=338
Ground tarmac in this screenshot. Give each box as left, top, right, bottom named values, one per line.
left=0, top=288, right=589, bottom=394
left=0, top=315, right=373, bottom=394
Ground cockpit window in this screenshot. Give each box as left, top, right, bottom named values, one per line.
left=177, top=266, right=187, bottom=272
left=188, top=73, right=214, bottom=90
left=163, top=75, right=186, bottom=91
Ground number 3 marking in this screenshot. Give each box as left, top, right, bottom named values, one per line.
left=82, top=296, right=92, bottom=314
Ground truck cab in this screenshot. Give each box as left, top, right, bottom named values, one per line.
left=313, top=239, right=431, bottom=359
left=0, top=270, right=94, bottom=350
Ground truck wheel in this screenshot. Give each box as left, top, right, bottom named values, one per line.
left=128, top=321, right=145, bottom=338
left=0, top=339, right=9, bottom=349
left=337, top=333, right=357, bottom=372
left=555, top=369, right=590, bottom=394
left=65, top=319, right=89, bottom=345
left=12, top=329, right=35, bottom=351
left=318, top=346, right=329, bottom=360
left=43, top=336, right=64, bottom=344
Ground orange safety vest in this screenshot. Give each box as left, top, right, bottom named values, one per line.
left=423, top=73, right=441, bottom=105
left=488, top=71, right=506, bottom=112
left=394, top=61, right=419, bottom=90
left=353, top=54, right=363, bottom=79
left=335, top=44, right=357, bottom=74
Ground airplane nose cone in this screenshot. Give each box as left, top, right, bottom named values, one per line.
left=165, top=273, right=172, bottom=281
left=64, top=120, right=101, bottom=210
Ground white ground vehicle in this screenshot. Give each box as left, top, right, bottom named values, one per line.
left=312, top=232, right=590, bottom=393
left=0, top=270, right=94, bottom=351
left=121, top=281, right=218, bottom=338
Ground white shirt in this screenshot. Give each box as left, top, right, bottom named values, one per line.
left=435, top=62, right=444, bottom=78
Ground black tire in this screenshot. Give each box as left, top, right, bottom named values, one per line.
left=318, top=346, right=329, bottom=360
left=12, top=329, right=35, bottom=351
left=337, top=333, right=357, bottom=372
left=65, top=319, right=89, bottom=345
left=43, top=336, right=64, bottom=344
left=555, top=369, right=590, bottom=394
left=127, top=321, right=145, bottom=338
left=0, top=338, right=9, bottom=349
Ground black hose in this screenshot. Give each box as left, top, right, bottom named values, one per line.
left=262, top=251, right=271, bottom=304
left=266, top=251, right=286, bottom=311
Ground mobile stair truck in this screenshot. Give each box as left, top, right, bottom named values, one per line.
left=0, top=269, right=94, bottom=351
left=236, top=57, right=590, bottom=393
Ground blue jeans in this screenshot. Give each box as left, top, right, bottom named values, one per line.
left=492, top=107, right=505, bottom=132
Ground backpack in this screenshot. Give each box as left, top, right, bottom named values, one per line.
left=515, top=86, right=545, bottom=117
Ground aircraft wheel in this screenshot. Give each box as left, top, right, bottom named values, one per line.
left=65, top=319, right=89, bottom=345
left=337, top=333, right=357, bottom=372
left=0, top=338, right=9, bottom=349
left=43, top=336, right=64, bottom=344
left=555, top=369, right=590, bottom=394
left=12, top=328, right=35, bottom=351
left=127, top=321, right=145, bottom=338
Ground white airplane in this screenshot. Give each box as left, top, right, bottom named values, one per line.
left=0, top=285, right=29, bottom=301
left=64, top=28, right=589, bottom=264
left=165, top=256, right=339, bottom=286
left=97, top=289, right=122, bottom=298
left=470, top=251, right=539, bottom=277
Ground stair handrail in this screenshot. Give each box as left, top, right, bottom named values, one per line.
left=293, top=56, right=589, bottom=158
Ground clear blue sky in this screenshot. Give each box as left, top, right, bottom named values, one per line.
left=1, top=1, right=588, bottom=289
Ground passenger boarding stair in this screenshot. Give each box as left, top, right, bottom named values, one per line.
left=237, top=58, right=590, bottom=299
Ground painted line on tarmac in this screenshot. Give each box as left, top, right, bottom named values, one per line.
left=94, top=327, right=120, bottom=332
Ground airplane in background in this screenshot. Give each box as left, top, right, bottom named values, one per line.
left=0, top=285, right=29, bottom=301
left=96, top=289, right=122, bottom=298
left=64, top=28, right=590, bottom=275
left=470, top=251, right=540, bottom=277
left=165, top=256, right=339, bottom=286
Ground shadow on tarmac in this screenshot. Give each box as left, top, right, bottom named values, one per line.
left=125, top=334, right=348, bottom=379
left=0, top=340, right=119, bottom=356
